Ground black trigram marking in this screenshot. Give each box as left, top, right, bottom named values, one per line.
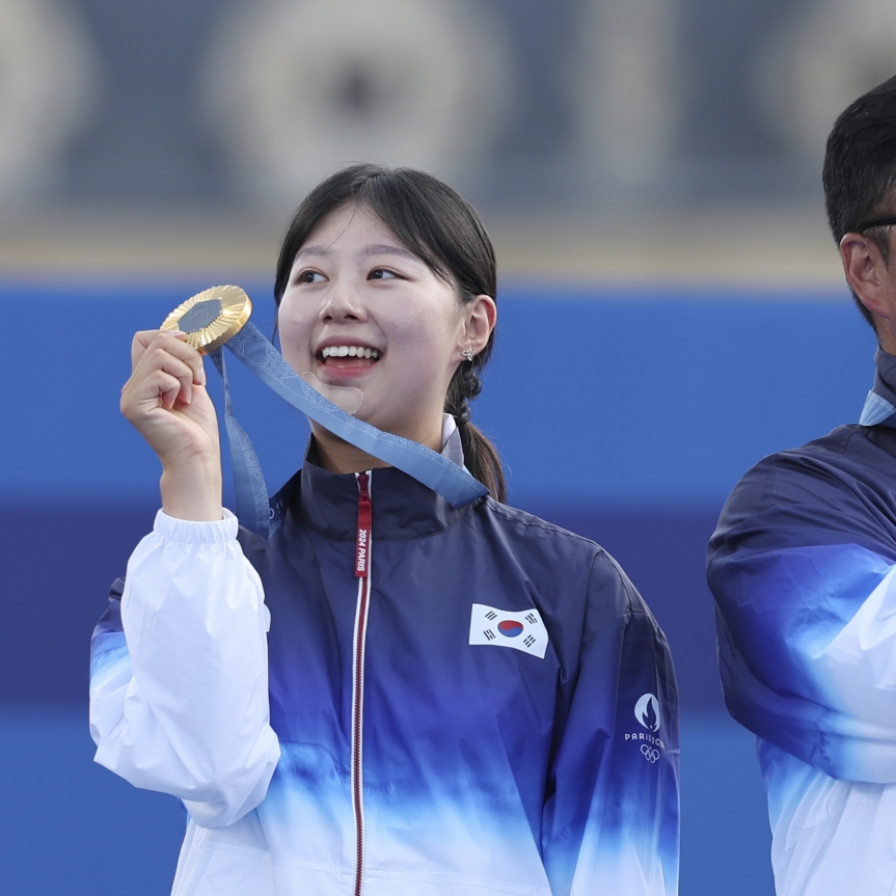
left=485, top=610, right=497, bottom=621
left=483, top=629, right=496, bottom=640
left=524, top=635, right=536, bottom=647
left=525, top=613, right=538, bottom=625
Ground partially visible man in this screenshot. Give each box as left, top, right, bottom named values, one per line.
left=708, top=75, right=896, bottom=896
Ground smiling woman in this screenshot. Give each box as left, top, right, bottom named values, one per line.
left=89, top=164, right=680, bottom=896
left=275, top=166, right=503, bottom=497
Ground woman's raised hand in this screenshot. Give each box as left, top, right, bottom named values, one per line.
left=121, top=330, right=223, bottom=521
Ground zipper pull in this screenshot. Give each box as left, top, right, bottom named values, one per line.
left=355, top=471, right=372, bottom=578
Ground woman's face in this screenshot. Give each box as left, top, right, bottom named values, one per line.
left=278, top=203, right=473, bottom=447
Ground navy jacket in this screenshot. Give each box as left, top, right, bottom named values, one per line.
left=92, top=447, right=679, bottom=895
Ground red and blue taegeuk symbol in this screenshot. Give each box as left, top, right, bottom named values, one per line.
left=497, top=619, right=524, bottom=638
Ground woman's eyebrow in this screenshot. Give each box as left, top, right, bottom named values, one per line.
left=295, top=243, right=420, bottom=261
left=295, top=244, right=328, bottom=258
left=358, top=243, right=420, bottom=261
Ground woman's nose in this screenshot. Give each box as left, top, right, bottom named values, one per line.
left=319, top=284, right=366, bottom=322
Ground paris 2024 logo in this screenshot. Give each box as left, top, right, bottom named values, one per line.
left=625, top=693, right=665, bottom=763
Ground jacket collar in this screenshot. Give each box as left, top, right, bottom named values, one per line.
left=860, top=348, right=896, bottom=426
left=277, top=424, right=475, bottom=541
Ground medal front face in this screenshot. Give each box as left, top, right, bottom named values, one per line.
left=161, top=285, right=252, bottom=353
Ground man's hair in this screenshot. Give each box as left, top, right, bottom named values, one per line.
left=823, top=74, right=896, bottom=329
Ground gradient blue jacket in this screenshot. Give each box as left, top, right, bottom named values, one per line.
left=91, top=440, right=679, bottom=896
left=707, top=349, right=896, bottom=896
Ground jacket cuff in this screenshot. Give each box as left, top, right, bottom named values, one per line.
left=153, top=508, right=239, bottom=544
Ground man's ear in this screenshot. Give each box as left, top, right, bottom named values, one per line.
left=841, top=232, right=893, bottom=320
left=463, top=295, right=497, bottom=356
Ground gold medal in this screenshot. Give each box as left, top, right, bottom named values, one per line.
left=160, top=285, right=253, bottom=354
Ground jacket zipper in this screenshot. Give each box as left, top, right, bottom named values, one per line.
left=351, top=471, right=373, bottom=896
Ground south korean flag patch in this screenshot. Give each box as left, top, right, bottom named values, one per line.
left=469, top=604, right=548, bottom=659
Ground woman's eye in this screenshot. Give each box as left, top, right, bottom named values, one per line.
left=297, top=270, right=325, bottom=284
left=369, top=268, right=398, bottom=280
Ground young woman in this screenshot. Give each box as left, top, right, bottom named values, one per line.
left=89, top=165, right=679, bottom=896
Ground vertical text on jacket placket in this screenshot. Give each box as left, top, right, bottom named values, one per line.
left=351, top=471, right=373, bottom=896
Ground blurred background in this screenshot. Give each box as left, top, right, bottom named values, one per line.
left=0, top=0, right=889, bottom=893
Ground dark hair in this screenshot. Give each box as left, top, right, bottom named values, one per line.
left=274, top=164, right=506, bottom=502
left=823, top=74, right=896, bottom=329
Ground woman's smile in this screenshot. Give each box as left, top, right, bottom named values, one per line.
left=315, top=340, right=383, bottom=378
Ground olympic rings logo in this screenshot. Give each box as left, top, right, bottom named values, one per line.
left=641, top=744, right=660, bottom=763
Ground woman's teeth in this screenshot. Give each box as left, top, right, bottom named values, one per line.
left=321, top=345, right=381, bottom=360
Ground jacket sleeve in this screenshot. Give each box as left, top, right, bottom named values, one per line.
left=89, top=509, right=281, bottom=827
left=708, top=453, right=896, bottom=783
left=541, top=554, right=680, bottom=896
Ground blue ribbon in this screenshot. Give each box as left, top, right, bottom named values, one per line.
left=210, top=322, right=487, bottom=536
left=208, top=347, right=273, bottom=536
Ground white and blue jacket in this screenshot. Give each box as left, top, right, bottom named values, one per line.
left=90, top=434, right=679, bottom=896
left=708, top=349, right=896, bottom=896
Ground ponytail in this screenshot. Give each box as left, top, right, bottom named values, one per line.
left=445, top=360, right=506, bottom=502
left=458, top=421, right=506, bottom=502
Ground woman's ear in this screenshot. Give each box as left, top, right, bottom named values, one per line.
left=462, top=295, right=497, bottom=356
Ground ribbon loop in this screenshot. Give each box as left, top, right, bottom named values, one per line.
left=213, top=322, right=487, bottom=535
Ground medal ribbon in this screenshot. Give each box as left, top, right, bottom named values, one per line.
left=209, top=321, right=488, bottom=537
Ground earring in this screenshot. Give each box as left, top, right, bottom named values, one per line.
left=462, top=348, right=474, bottom=362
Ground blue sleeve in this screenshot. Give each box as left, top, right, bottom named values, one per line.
left=708, top=447, right=896, bottom=783
left=542, top=556, right=680, bottom=896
